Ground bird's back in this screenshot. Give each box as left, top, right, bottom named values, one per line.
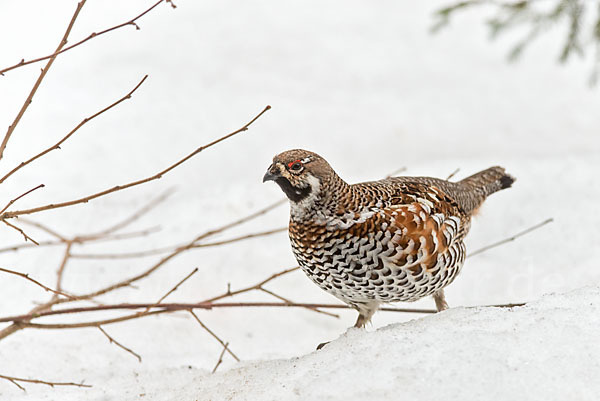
left=357, top=166, right=515, bottom=217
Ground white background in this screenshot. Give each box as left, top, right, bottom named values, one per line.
left=0, top=1, right=598, bottom=400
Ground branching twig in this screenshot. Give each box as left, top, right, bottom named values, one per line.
left=58, top=198, right=283, bottom=304
left=203, top=266, right=300, bottom=304
left=0, top=76, right=148, bottom=184
left=0, top=302, right=437, bottom=325
left=3, top=220, right=39, bottom=245
left=69, top=227, right=287, bottom=259
left=98, top=326, right=142, bottom=362
left=0, top=105, right=271, bottom=220
left=0, top=1, right=86, bottom=161
left=0, top=0, right=170, bottom=76
left=0, top=373, right=91, bottom=391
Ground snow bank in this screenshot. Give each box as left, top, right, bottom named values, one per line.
left=175, top=286, right=600, bottom=401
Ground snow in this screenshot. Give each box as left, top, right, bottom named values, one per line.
left=0, top=0, right=599, bottom=400
left=187, top=286, right=600, bottom=401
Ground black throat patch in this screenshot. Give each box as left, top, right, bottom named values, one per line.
left=275, top=177, right=312, bottom=203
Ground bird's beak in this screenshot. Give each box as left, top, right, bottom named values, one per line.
left=262, top=164, right=280, bottom=183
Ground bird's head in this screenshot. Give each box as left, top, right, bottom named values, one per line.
left=263, top=149, right=334, bottom=204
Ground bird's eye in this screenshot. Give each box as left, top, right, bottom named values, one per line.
left=288, top=160, right=303, bottom=171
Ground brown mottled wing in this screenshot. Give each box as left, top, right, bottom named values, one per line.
left=381, top=201, right=462, bottom=275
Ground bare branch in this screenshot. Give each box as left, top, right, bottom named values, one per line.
left=0, top=1, right=86, bottom=160
left=69, top=227, right=287, bottom=259
left=0, top=105, right=271, bottom=220
left=203, top=266, right=300, bottom=304
left=189, top=310, right=240, bottom=362
left=0, top=76, right=148, bottom=184
left=156, top=268, right=198, bottom=305
left=0, top=373, right=91, bottom=390
left=54, top=242, right=73, bottom=294
left=98, top=326, right=142, bottom=362
left=59, top=198, right=284, bottom=303
left=89, top=188, right=174, bottom=237
left=0, top=302, right=437, bottom=325
left=193, top=227, right=287, bottom=248
left=3, top=220, right=39, bottom=245
left=212, top=342, right=229, bottom=374
left=259, top=287, right=339, bottom=318
left=0, top=0, right=170, bottom=76
left=0, top=184, right=45, bottom=215
left=0, top=226, right=161, bottom=254
left=0, top=267, right=75, bottom=299
left=468, top=218, right=554, bottom=257
left=17, top=218, right=66, bottom=241
left=446, top=168, right=460, bottom=180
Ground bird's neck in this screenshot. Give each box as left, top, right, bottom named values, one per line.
left=289, top=172, right=349, bottom=223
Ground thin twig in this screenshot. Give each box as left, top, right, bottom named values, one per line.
left=203, top=266, right=300, bottom=304
left=55, top=242, right=73, bottom=294
left=0, top=105, right=271, bottom=220
left=0, top=1, right=86, bottom=160
left=2, top=191, right=195, bottom=347
left=3, top=220, right=39, bottom=245
left=97, top=326, right=142, bottom=362
left=0, top=77, right=148, bottom=184
left=193, top=227, right=287, bottom=248
left=0, top=267, right=74, bottom=299
left=69, top=227, right=287, bottom=259
left=0, top=193, right=172, bottom=254
left=468, top=218, right=554, bottom=257
left=0, top=0, right=169, bottom=76
left=259, top=287, right=339, bottom=318
left=0, top=184, right=45, bottom=214
left=0, top=227, right=162, bottom=254
left=212, top=342, right=229, bottom=374
left=0, top=373, right=91, bottom=391
left=0, top=302, right=437, bottom=325
left=446, top=168, right=460, bottom=180
left=487, top=302, right=526, bottom=308
left=156, top=268, right=198, bottom=305
left=17, top=218, right=66, bottom=241
left=189, top=310, right=240, bottom=362
left=90, top=188, right=174, bottom=237
left=57, top=198, right=284, bottom=304
left=385, top=166, right=407, bottom=179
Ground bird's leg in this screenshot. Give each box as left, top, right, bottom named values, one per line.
left=433, top=289, right=449, bottom=311
left=353, top=301, right=379, bottom=328
left=354, top=312, right=369, bottom=328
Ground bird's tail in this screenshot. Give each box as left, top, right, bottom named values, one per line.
left=460, top=166, right=515, bottom=197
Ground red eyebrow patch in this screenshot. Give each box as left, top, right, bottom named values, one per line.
left=288, top=159, right=301, bottom=168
